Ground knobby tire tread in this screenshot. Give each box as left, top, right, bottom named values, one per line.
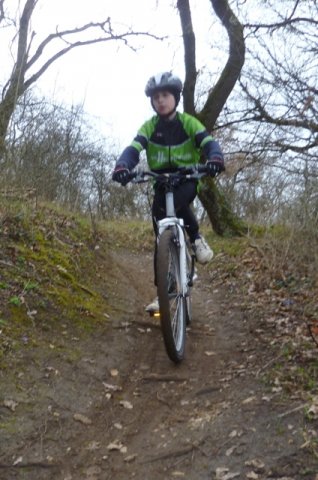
left=157, top=229, right=186, bottom=363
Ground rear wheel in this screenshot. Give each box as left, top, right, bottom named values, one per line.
left=157, top=229, right=186, bottom=363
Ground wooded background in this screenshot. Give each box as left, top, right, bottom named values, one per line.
left=0, top=0, right=317, bottom=275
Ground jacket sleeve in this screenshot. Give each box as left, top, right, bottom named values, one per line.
left=116, top=145, right=140, bottom=171
left=115, top=119, right=153, bottom=170
left=202, top=138, right=224, bottom=165
left=182, top=113, right=224, bottom=167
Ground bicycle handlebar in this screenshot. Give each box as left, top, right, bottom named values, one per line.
left=128, top=165, right=212, bottom=185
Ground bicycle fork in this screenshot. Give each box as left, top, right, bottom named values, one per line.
left=157, top=218, right=188, bottom=296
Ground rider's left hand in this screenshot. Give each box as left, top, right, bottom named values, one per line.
left=112, top=166, right=130, bottom=186
left=205, top=158, right=225, bottom=176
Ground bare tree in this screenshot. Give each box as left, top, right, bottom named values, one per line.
left=177, top=0, right=318, bottom=232
left=223, top=0, right=318, bottom=226
left=0, top=0, right=160, bottom=157
left=177, top=0, right=246, bottom=235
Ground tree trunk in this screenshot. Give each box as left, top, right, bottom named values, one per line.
left=177, top=0, right=246, bottom=236
left=198, top=177, right=246, bottom=236
left=0, top=0, right=36, bottom=159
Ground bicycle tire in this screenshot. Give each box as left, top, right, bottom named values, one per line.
left=157, top=229, right=186, bottom=363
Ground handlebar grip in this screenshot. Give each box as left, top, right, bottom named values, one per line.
left=196, top=164, right=209, bottom=174
left=128, top=171, right=138, bottom=180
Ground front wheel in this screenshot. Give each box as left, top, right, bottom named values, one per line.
left=157, top=229, right=186, bottom=363
left=185, top=245, right=194, bottom=325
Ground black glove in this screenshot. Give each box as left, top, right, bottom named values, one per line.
left=112, top=166, right=130, bottom=186
left=205, top=158, right=225, bottom=177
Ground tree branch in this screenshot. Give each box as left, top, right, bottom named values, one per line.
left=24, top=32, right=155, bottom=90
left=26, top=18, right=162, bottom=71
left=176, top=0, right=197, bottom=115
left=245, top=17, right=318, bottom=31
left=240, top=82, right=318, bottom=133
left=0, top=1, right=164, bottom=151
left=200, top=0, right=245, bottom=129
left=0, top=0, right=4, bottom=24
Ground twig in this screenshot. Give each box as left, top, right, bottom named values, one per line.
left=156, top=391, right=171, bottom=407
left=278, top=403, right=307, bottom=418
left=256, top=352, right=285, bottom=377
left=143, top=437, right=208, bottom=463
left=142, top=374, right=188, bottom=383
left=0, top=462, right=58, bottom=469
left=195, top=385, right=219, bottom=396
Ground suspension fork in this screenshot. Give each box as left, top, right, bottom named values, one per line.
left=157, top=219, right=188, bottom=295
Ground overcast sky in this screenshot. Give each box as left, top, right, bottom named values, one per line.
left=1, top=0, right=227, bottom=148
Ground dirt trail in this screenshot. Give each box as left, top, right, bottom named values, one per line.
left=0, top=249, right=316, bottom=480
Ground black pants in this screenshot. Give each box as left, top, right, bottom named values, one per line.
left=151, top=179, right=199, bottom=241
left=151, top=180, right=199, bottom=285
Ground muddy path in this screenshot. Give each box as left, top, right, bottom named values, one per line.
left=0, top=249, right=316, bottom=480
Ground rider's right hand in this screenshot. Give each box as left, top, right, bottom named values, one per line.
left=112, top=166, right=130, bottom=186
left=205, top=158, right=225, bottom=177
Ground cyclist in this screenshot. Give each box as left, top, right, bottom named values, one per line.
left=112, top=72, right=225, bottom=311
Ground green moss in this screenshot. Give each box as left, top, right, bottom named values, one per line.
left=202, top=228, right=248, bottom=257
left=102, top=219, right=154, bottom=252
left=0, top=418, right=18, bottom=434
left=0, top=201, right=116, bottom=360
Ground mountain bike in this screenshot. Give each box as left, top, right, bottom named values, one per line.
left=128, top=165, right=209, bottom=363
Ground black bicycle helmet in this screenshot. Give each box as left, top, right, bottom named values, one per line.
left=145, top=72, right=183, bottom=105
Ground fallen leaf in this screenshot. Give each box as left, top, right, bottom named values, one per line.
left=245, top=459, right=265, bottom=471
left=242, top=396, right=256, bottom=404
left=3, top=399, right=18, bottom=412
left=73, top=413, right=92, bottom=425
left=110, top=369, right=119, bottom=377
left=120, top=400, right=133, bottom=409
left=86, top=441, right=100, bottom=451
left=216, top=467, right=240, bottom=480
left=225, top=446, right=236, bottom=456
left=307, top=395, right=318, bottom=419
left=86, top=466, right=102, bottom=476
left=107, top=440, right=127, bottom=453
left=124, top=454, right=137, bottom=463
left=216, top=468, right=228, bottom=480
left=107, top=440, right=123, bottom=451
left=246, top=472, right=259, bottom=479
left=204, top=351, right=216, bottom=356
left=102, top=382, right=122, bottom=392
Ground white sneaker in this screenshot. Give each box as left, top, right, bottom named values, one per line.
left=145, top=297, right=159, bottom=313
left=194, top=237, right=213, bottom=264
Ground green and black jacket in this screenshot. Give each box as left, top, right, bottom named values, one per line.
left=116, top=112, right=224, bottom=172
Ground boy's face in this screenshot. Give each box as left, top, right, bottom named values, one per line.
left=152, top=90, right=176, bottom=116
